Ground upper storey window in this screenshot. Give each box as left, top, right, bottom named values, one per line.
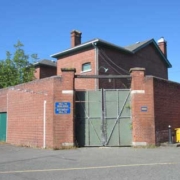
left=82, top=62, right=91, bottom=72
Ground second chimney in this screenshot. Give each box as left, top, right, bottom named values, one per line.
left=157, top=37, right=167, bottom=58
left=71, top=30, right=82, bottom=48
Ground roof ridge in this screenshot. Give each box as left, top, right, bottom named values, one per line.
left=124, top=39, right=153, bottom=48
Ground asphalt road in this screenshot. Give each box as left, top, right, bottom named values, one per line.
left=0, top=144, right=180, bottom=180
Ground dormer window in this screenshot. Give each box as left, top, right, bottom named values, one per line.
left=82, top=62, right=91, bottom=72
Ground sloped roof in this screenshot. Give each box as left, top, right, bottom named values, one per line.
left=124, top=39, right=172, bottom=67
left=51, top=39, right=132, bottom=58
left=51, top=38, right=172, bottom=68
left=124, top=39, right=152, bottom=52
left=34, top=59, right=57, bottom=67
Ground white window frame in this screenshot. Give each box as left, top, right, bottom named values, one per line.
left=81, top=62, right=91, bottom=73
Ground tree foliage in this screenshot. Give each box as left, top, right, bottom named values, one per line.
left=0, top=41, right=38, bottom=88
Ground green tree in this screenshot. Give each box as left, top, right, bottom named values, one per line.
left=0, top=41, right=38, bottom=88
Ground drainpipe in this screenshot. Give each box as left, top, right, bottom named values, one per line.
left=92, top=42, right=99, bottom=90
left=43, top=100, right=47, bottom=148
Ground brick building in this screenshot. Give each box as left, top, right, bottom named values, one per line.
left=0, top=69, right=75, bottom=148
left=0, top=68, right=180, bottom=148
left=34, top=59, right=57, bottom=79
left=51, top=30, right=171, bottom=89
left=0, top=30, right=180, bottom=149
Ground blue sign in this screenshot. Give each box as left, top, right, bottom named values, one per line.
left=141, top=106, right=148, bottom=112
left=55, top=102, right=71, bottom=114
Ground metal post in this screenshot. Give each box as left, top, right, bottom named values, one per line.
left=168, top=125, right=172, bottom=144
left=101, top=89, right=106, bottom=146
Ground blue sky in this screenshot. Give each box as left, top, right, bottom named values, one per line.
left=0, top=0, right=180, bottom=82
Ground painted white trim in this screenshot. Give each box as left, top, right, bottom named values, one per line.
left=6, top=93, right=8, bottom=142
left=131, top=90, right=145, bottom=94
left=80, top=69, right=92, bottom=73
left=43, top=100, right=47, bottom=149
left=62, top=90, right=74, bottom=94
left=51, top=39, right=99, bottom=57
left=132, top=142, right=147, bottom=146
left=157, top=37, right=166, bottom=43
left=62, top=142, right=74, bottom=147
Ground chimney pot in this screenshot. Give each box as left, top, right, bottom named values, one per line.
left=157, top=37, right=167, bottom=58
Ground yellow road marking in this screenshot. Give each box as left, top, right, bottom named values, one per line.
left=0, top=162, right=176, bottom=174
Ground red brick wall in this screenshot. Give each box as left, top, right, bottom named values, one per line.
left=0, top=70, right=75, bottom=149
left=34, top=66, right=57, bottom=79
left=7, top=78, right=55, bottom=148
left=134, top=45, right=168, bottom=79
left=131, top=68, right=180, bottom=145
left=40, top=66, right=56, bottom=79
left=53, top=69, right=75, bottom=148
left=154, top=78, right=180, bottom=143
left=1, top=66, right=179, bottom=148
left=130, top=68, right=155, bottom=145
left=56, top=43, right=168, bottom=90
left=57, top=48, right=96, bottom=90
left=98, top=44, right=168, bottom=89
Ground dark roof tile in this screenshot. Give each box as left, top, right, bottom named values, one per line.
left=34, top=59, right=57, bottom=67
left=124, top=39, right=152, bottom=52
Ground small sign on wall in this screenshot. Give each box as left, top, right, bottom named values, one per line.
left=55, top=102, right=71, bottom=114
left=141, top=106, right=148, bottom=112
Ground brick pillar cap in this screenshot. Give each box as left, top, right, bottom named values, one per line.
left=129, top=67, right=145, bottom=73
left=61, top=68, right=76, bottom=73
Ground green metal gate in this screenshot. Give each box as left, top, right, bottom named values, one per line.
left=0, top=112, right=7, bottom=142
left=75, top=89, right=132, bottom=147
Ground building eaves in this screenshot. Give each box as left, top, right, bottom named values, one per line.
left=51, top=38, right=172, bottom=68
left=34, top=59, right=57, bottom=67
left=50, top=39, right=132, bottom=58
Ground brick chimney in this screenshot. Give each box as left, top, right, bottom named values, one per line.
left=71, top=30, right=82, bottom=48
left=157, top=37, right=167, bottom=58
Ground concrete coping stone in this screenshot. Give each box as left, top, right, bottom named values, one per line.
left=129, top=67, right=145, bottom=73
left=61, top=68, right=76, bottom=72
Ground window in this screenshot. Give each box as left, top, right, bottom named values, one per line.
left=82, top=62, right=91, bottom=72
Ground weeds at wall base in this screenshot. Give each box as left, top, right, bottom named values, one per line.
left=53, top=145, right=77, bottom=150
left=0, top=141, right=7, bottom=145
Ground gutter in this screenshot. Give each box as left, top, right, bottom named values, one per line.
left=50, top=39, right=132, bottom=58
left=51, top=39, right=99, bottom=58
